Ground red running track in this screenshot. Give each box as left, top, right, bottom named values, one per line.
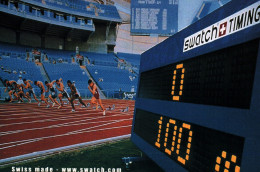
left=0, top=99, right=135, bottom=160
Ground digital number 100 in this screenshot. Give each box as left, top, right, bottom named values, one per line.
left=154, top=117, right=241, bottom=172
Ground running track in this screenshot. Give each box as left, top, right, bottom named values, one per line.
left=0, top=99, right=134, bottom=161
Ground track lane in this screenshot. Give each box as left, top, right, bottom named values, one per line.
left=0, top=99, right=134, bottom=160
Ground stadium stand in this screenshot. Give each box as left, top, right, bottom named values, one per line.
left=0, top=0, right=95, bottom=32
left=116, top=52, right=140, bottom=68
left=0, top=57, right=44, bottom=83
left=83, top=52, right=118, bottom=67
left=43, top=62, right=91, bottom=97
left=87, top=65, right=137, bottom=93
left=0, top=40, right=140, bottom=98
left=0, top=0, right=141, bottom=100
left=0, top=42, right=28, bottom=59
left=21, top=0, right=121, bottom=22
left=42, top=49, right=74, bottom=62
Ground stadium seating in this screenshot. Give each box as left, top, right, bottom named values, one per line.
left=42, top=49, right=74, bottom=62
left=0, top=41, right=140, bottom=99
left=0, top=1, right=94, bottom=30
left=25, top=0, right=121, bottom=21
left=0, top=42, right=28, bottom=59
left=43, top=63, right=91, bottom=97
left=117, top=52, right=140, bottom=68
left=87, top=65, right=137, bottom=93
left=83, top=52, right=118, bottom=67
left=0, top=57, right=44, bottom=83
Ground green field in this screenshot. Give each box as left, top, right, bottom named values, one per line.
left=0, top=139, right=163, bottom=172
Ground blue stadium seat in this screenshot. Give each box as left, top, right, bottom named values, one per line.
left=0, top=58, right=45, bottom=85
left=83, top=52, right=118, bottom=67
left=43, top=63, right=91, bottom=97
left=87, top=65, right=137, bottom=92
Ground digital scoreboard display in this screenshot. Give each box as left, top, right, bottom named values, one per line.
left=131, top=0, right=260, bottom=171
left=131, top=0, right=178, bottom=35
left=134, top=109, right=244, bottom=172
left=138, top=39, right=258, bottom=109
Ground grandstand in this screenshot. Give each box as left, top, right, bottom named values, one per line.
left=0, top=0, right=141, bottom=101
left=43, top=62, right=91, bottom=97
left=0, top=57, right=44, bottom=82
left=116, top=52, right=140, bottom=68
left=0, top=41, right=140, bottom=99
left=42, top=48, right=74, bottom=63
left=83, top=52, right=118, bottom=67
left=87, top=65, right=137, bottom=92
left=0, top=42, right=28, bottom=59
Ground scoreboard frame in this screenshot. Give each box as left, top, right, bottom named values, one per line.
left=131, top=0, right=260, bottom=171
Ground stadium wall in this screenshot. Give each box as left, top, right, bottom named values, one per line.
left=0, top=26, right=16, bottom=44
left=45, top=36, right=65, bottom=50
left=0, top=22, right=117, bottom=53
left=114, top=24, right=167, bottom=54
left=65, top=23, right=116, bottom=53
left=20, top=31, right=41, bottom=47
left=0, top=26, right=64, bottom=49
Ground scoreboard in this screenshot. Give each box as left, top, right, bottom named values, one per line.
left=131, top=0, right=260, bottom=171
left=130, top=0, right=178, bottom=36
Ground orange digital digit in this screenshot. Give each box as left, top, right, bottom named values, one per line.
left=215, top=151, right=240, bottom=172
left=155, top=117, right=193, bottom=165
left=155, top=116, right=163, bottom=148
left=176, top=123, right=192, bottom=165
left=172, top=63, right=185, bottom=101
left=163, top=119, right=177, bottom=155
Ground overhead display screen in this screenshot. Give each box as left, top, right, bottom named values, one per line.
left=131, top=0, right=178, bottom=35
left=138, top=39, right=259, bottom=109
left=134, top=109, right=245, bottom=172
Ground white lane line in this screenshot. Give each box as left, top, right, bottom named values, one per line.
left=0, top=112, right=132, bottom=127
left=0, top=102, right=134, bottom=111
left=0, top=118, right=132, bottom=148
left=0, top=105, right=133, bottom=120
left=0, top=134, right=131, bottom=165
left=0, top=117, right=133, bottom=136
left=0, top=121, right=132, bottom=150
left=0, top=125, right=132, bottom=154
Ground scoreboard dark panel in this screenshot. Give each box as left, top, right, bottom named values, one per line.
left=138, top=39, right=258, bottom=109
left=134, top=109, right=244, bottom=172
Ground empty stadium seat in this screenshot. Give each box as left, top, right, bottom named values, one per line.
left=0, top=57, right=45, bottom=84
left=83, top=52, right=118, bottom=67
left=43, top=63, right=91, bottom=97
left=87, top=65, right=137, bottom=93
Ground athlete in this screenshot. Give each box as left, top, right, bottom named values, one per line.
left=34, top=80, right=50, bottom=107
left=88, top=79, right=105, bottom=116
left=67, top=80, right=87, bottom=112
left=23, top=79, right=40, bottom=104
left=4, top=79, right=19, bottom=102
left=17, top=83, right=30, bottom=103
left=72, top=81, right=80, bottom=96
left=55, top=78, right=70, bottom=105
left=72, top=81, right=83, bottom=106
left=45, top=81, right=61, bottom=109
